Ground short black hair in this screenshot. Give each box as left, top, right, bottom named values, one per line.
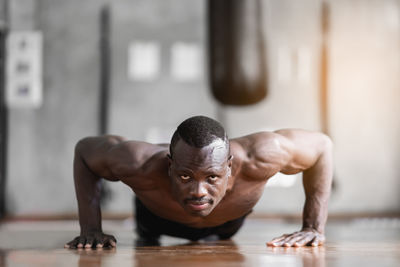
left=170, top=116, right=228, bottom=156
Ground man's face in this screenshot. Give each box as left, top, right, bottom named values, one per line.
left=168, top=138, right=232, bottom=217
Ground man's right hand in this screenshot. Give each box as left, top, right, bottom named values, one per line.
left=64, top=231, right=117, bottom=249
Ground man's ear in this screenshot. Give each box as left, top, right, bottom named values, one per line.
left=167, top=154, right=172, bottom=166
left=227, top=155, right=233, bottom=178
left=167, top=154, right=172, bottom=176
left=227, top=155, right=234, bottom=167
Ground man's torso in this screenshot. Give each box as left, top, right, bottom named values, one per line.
left=120, top=139, right=278, bottom=228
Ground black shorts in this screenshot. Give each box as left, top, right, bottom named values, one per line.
left=134, top=197, right=250, bottom=241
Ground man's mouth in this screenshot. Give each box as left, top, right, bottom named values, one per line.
left=185, top=199, right=213, bottom=211
left=187, top=202, right=210, bottom=211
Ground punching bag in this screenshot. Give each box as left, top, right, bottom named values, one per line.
left=208, top=0, right=267, bottom=106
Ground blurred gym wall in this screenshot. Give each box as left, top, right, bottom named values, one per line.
left=4, top=0, right=400, bottom=217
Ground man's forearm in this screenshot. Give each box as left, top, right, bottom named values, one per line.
left=302, top=140, right=333, bottom=233
left=73, top=149, right=103, bottom=234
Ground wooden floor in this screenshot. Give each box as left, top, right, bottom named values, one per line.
left=1, top=217, right=400, bottom=266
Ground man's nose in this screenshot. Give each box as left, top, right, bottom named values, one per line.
left=190, top=181, right=207, bottom=198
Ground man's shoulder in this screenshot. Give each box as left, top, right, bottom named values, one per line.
left=229, top=131, right=289, bottom=181
left=106, top=140, right=169, bottom=177
left=230, top=131, right=284, bottom=153
left=117, top=140, right=169, bottom=154
left=119, top=141, right=169, bottom=165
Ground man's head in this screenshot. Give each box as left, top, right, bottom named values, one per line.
left=168, top=116, right=233, bottom=217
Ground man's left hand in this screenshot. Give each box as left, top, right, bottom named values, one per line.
left=266, top=228, right=325, bottom=247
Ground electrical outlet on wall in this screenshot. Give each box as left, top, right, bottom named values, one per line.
left=6, top=31, right=43, bottom=108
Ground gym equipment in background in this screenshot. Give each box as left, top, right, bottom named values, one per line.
left=207, top=0, right=268, bottom=106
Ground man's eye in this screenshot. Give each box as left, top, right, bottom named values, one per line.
left=208, top=175, right=218, bottom=181
left=180, top=175, right=191, bottom=180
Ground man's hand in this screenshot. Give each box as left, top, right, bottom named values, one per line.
left=266, top=228, right=325, bottom=247
left=263, top=130, right=332, bottom=248
left=65, top=232, right=117, bottom=249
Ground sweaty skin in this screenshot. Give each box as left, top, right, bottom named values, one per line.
left=65, top=129, right=333, bottom=249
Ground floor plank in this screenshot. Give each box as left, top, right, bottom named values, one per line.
left=1, top=218, right=400, bottom=266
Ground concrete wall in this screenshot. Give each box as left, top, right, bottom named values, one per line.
left=328, top=0, right=400, bottom=213
left=5, top=0, right=400, bottom=216
left=6, top=0, right=104, bottom=215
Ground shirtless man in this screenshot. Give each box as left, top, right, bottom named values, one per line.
left=65, top=116, right=333, bottom=249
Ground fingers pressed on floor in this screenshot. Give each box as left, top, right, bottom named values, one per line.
left=85, top=237, right=94, bottom=248
left=268, top=234, right=289, bottom=244
left=66, top=237, right=79, bottom=248
left=271, top=239, right=290, bottom=247
left=311, top=236, right=324, bottom=246
left=110, top=236, right=117, bottom=243
left=294, top=235, right=315, bottom=247
left=283, top=235, right=304, bottom=247
left=77, top=237, right=86, bottom=248
left=103, top=236, right=117, bottom=247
